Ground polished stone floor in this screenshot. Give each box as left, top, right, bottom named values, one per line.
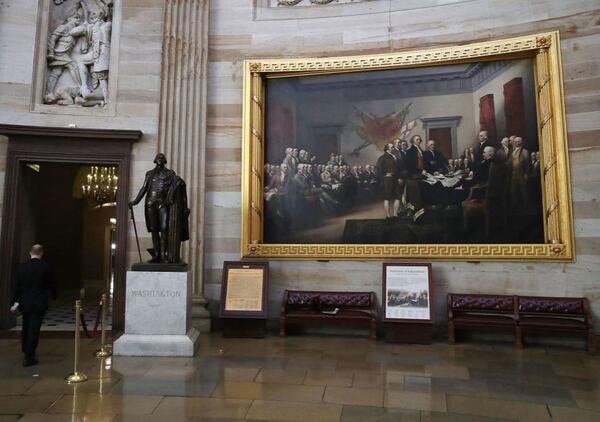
left=0, top=333, right=599, bottom=421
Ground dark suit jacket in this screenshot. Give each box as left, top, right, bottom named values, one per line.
left=475, top=139, right=493, bottom=161
left=394, top=150, right=409, bottom=177
left=422, top=150, right=448, bottom=174
left=13, top=258, right=57, bottom=313
left=472, top=158, right=492, bottom=185
left=375, top=153, right=397, bottom=176
left=405, top=145, right=424, bottom=177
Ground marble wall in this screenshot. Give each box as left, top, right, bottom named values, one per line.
left=204, top=0, right=600, bottom=332
left=1, top=0, right=599, bottom=334
left=0, top=0, right=164, bottom=265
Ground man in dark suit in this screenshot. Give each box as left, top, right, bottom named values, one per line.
left=403, top=135, right=426, bottom=220
left=376, top=143, right=399, bottom=218
left=11, top=244, right=57, bottom=366
left=470, top=146, right=496, bottom=186
left=405, top=135, right=426, bottom=178
left=422, top=139, right=448, bottom=175
left=474, top=130, right=493, bottom=163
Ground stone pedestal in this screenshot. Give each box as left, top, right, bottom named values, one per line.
left=113, top=271, right=199, bottom=356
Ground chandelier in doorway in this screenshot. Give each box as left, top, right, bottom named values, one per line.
left=82, top=166, right=118, bottom=206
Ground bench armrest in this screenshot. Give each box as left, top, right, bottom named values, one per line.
left=447, top=294, right=454, bottom=320
left=512, top=295, right=519, bottom=322
left=370, top=292, right=377, bottom=319
left=583, top=297, right=594, bottom=329
left=281, top=290, right=289, bottom=316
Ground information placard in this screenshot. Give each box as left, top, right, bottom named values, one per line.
left=220, top=261, right=269, bottom=319
left=224, top=268, right=264, bottom=312
left=383, top=263, right=432, bottom=322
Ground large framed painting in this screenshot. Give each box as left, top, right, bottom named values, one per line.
left=241, top=32, right=574, bottom=261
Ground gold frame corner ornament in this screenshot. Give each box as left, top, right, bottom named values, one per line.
left=249, top=62, right=262, bottom=73
left=536, top=35, right=552, bottom=49
left=241, top=32, right=575, bottom=262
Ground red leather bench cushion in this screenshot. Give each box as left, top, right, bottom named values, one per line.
left=518, top=297, right=584, bottom=315
left=287, top=292, right=319, bottom=306
left=319, top=293, right=371, bottom=307
left=451, top=295, right=514, bottom=312
left=287, top=292, right=372, bottom=308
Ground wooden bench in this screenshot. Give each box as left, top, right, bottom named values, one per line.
left=447, top=293, right=520, bottom=347
left=280, top=290, right=377, bottom=339
left=517, top=296, right=596, bottom=352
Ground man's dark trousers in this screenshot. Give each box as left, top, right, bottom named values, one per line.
left=22, top=310, right=45, bottom=359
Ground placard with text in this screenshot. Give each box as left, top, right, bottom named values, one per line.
left=220, top=261, right=269, bottom=319
left=383, top=263, right=433, bottom=322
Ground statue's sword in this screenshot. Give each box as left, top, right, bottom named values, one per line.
left=129, top=204, right=143, bottom=262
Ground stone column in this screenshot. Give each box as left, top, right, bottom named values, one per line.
left=158, top=0, right=210, bottom=332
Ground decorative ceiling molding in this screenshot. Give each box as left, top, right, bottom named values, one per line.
left=255, top=0, right=471, bottom=21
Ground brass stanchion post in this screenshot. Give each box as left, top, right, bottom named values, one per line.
left=95, top=294, right=112, bottom=358
left=65, top=300, right=88, bottom=383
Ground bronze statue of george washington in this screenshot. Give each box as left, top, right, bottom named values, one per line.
left=129, top=153, right=190, bottom=264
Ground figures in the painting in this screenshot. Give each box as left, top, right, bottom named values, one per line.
left=405, top=135, right=426, bottom=177
left=509, top=136, right=530, bottom=210
left=263, top=126, right=542, bottom=244
left=44, top=1, right=113, bottom=107
left=474, top=130, right=493, bottom=162
left=261, top=57, right=545, bottom=245
left=422, top=140, right=448, bottom=175
left=375, top=143, right=401, bottom=219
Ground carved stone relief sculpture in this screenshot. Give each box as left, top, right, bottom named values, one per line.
left=43, top=0, right=113, bottom=107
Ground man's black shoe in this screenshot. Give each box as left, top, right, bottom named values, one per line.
left=23, top=357, right=38, bottom=367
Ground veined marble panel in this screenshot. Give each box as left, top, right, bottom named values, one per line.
left=123, top=271, right=191, bottom=335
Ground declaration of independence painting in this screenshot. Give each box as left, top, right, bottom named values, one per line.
left=263, top=58, right=544, bottom=245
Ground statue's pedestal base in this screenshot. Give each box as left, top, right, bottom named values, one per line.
left=113, top=270, right=199, bottom=356
left=192, top=296, right=211, bottom=334
left=131, top=262, right=188, bottom=272
left=113, top=331, right=199, bottom=356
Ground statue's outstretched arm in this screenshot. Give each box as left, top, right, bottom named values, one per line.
left=130, top=173, right=150, bottom=206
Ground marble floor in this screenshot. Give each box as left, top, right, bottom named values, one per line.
left=0, top=333, right=599, bottom=421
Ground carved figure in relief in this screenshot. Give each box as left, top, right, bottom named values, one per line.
left=44, top=8, right=83, bottom=104
left=70, top=4, right=112, bottom=106
left=44, top=0, right=113, bottom=107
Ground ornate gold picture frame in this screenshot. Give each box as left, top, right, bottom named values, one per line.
left=241, top=31, right=574, bottom=261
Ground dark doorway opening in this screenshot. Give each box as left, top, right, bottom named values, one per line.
left=0, top=125, right=141, bottom=332
left=12, top=162, right=118, bottom=332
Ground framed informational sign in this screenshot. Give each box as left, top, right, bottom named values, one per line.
left=220, top=261, right=269, bottom=319
left=383, top=263, right=432, bottom=322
